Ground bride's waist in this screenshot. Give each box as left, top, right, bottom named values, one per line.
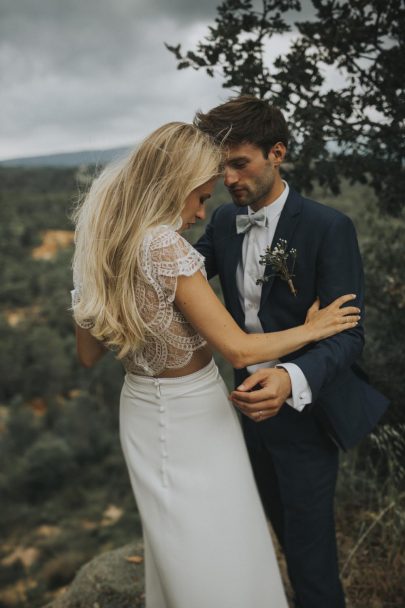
left=155, top=347, right=213, bottom=379
left=124, top=356, right=218, bottom=392
left=124, top=346, right=213, bottom=380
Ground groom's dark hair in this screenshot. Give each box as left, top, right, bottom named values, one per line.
left=194, top=95, right=289, bottom=157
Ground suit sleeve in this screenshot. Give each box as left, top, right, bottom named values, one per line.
left=289, top=213, right=365, bottom=402
left=193, top=206, right=222, bottom=280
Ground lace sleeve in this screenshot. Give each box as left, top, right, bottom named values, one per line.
left=70, top=285, right=95, bottom=330
left=147, top=228, right=206, bottom=303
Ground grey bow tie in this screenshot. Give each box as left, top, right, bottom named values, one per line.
left=236, top=210, right=268, bottom=234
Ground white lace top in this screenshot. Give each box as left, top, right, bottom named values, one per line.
left=72, top=226, right=207, bottom=376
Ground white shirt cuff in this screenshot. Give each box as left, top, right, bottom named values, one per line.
left=276, top=363, right=312, bottom=412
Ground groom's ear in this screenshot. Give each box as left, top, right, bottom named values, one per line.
left=271, top=142, right=287, bottom=167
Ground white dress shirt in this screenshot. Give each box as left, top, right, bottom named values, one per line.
left=235, top=181, right=312, bottom=412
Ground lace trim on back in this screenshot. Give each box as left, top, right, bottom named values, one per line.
left=72, top=226, right=207, bottom=375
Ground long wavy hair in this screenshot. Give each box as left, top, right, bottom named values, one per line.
left=71, top=122, right=221, bottom=358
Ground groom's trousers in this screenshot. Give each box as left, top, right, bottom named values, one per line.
left=242, top=402, right=346, bottom=608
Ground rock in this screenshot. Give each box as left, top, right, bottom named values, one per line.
left=100, top=504, right=124, bottom=527
left=35, top=525, right=62, bottom=539
left=42, top=542, right=145, bottom=608
left=1, top=546, right=40, bottom=569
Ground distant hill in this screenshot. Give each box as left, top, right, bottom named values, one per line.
left=0, top=146, right=132, bottom=168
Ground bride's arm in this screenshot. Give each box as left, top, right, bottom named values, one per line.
left=175, top=271, right=360, bottom=369
left=75, top=325, right=108, bottom=368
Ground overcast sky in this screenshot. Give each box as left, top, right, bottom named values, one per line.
left=0, top=0, right=311, bottom=161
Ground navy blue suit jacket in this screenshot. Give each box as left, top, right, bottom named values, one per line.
left=195, top=188, right=389, bottom=450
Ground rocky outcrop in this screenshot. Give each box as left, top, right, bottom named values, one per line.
left=43, top=542, right=145, bottom=608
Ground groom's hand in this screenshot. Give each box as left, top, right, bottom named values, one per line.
left=230, top=368, right=292, bottom=422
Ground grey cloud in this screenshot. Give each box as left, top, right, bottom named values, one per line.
left=0, top=0, right=224, bottom=91
left=0, top=0, right=314, bottom=159
left=0, top=7, right=224, bottom=158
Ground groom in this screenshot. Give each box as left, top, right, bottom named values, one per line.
left=194, top=96, right=389, bottom=608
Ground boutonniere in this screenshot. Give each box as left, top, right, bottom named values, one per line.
left=256, top=238, right=298, bottom=296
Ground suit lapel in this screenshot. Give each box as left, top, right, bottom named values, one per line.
left=259, top=189, right=303, bottom=310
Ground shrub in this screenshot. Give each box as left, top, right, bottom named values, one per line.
left=17, top=433, right=77, bottom=500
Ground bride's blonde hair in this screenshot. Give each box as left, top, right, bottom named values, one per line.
left=71, top=122, right=221, bottom=358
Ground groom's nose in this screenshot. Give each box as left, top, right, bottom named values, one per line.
left=224, top=166, right=239, bottom=188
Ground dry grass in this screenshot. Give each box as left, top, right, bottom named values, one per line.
left=337, top=496, right=405, bottom=607
left=271, top=443, right=405, bottom=608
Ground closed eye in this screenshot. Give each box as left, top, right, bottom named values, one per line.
left=229, top=161, right=248, bottom=169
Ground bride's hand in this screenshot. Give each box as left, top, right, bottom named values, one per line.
left=305, top=297, right=321, bottom=323
left=305, top=294, right=361, bottom=341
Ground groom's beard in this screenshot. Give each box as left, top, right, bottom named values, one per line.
left=228, top=172, right=275, bottom=209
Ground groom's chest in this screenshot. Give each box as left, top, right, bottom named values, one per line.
left=217, top=219, right=320, bottom=315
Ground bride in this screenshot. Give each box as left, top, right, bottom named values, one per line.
left=71, top=122, right=360, bottom=608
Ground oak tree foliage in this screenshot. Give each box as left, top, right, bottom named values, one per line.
left=166, top=0, right=404, bottom=214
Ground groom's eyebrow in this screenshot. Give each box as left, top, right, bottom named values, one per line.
left=227, top=155, right=250, bottom=164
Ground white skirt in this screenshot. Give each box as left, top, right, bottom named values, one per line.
left=119, top=358, right=288, bottom=608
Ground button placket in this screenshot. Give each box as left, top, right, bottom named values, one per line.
left=155, top=380, right=169, bottom=488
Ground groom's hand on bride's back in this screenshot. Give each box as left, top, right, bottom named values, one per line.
left=230, top=368, right=292, bottom=422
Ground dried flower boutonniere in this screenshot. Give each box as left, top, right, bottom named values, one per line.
left=256, top=238, right=298, bottom=296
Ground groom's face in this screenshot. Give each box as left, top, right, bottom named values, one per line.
left=224, top=142, right=281, bottom=212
